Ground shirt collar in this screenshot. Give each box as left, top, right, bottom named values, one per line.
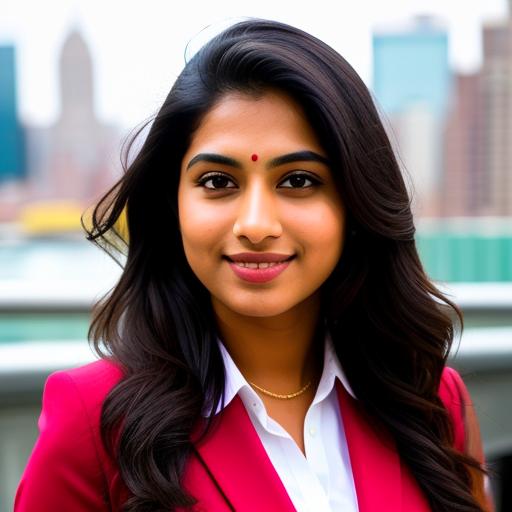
left=205, top=328, right=356, bottom=417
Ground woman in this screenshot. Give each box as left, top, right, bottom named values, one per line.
left=15, top=18, right=492, bottom=511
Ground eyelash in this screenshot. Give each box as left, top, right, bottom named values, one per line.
left=195, top=171, right=321, bottom=191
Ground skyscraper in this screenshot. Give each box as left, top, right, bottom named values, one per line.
left=443, top=1, right=512, bottom=217
left=479, top=4, right=512, bottom=215
left=0, top=46, right=25, bottom=182
left=441, top=73, right=483, bottom=216
left=48, top=28, right=118, bottom=200
left=372, top=15, right=451, bottom=217
left=25, top=28, right=120, bottom=203
left=0, top=28, right=121, bottom=224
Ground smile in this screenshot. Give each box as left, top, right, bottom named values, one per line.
left=225, top=257, right=295, bottom=283
left=233, top=261, right=287, bottom=269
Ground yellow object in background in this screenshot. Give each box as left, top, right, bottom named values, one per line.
left=20, top=201, right=83, bottom=235
left=80, top=203, right=129, bottom=247
left=115, top=207, right=129, bottom=243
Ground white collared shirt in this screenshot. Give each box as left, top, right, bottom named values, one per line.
left=213, top=331, right=360, bottom=512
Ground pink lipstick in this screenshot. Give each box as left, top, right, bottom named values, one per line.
left=224, top=255, right=294, bottom=283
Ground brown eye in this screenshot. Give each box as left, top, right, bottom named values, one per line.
left=197, top=172, right=236, bottom=190
left=279, top=172, right=320, bottom=189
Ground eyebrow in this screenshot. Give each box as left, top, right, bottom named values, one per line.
left=185, top=150, right=330, bottom=171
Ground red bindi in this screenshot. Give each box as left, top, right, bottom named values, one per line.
left=251, top=154, right=258, bottom=161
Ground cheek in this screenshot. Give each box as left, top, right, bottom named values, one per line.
left=178, top=190, right=228, bottom=257
left=290, top=201, right=345, bottom=255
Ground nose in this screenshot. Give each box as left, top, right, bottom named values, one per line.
left=232, top=179, right=282, bottom=244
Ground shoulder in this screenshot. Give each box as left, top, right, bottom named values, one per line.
left=41, top=358, right=125, bottom=430
left=438, top=366, right=471, bottom=453
left=40, top=357, right=125, bottom=453
left=51, top=357, right=125, bottom=405
left=439, top=367, right=492, bottom=509
left=39, top=357, right=126, bottom=467
left=438, top=366, right=472, bottom=419
left=15, top=359, right=127, bottom=511
left=439, top=366, right=466, bottom=407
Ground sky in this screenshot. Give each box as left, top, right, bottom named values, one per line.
left=1, top=0, right=509, bottom=130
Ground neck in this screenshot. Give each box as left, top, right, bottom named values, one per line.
left=212, top=293, right=324, bottom=393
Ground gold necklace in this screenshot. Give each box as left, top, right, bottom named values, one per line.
left=248, top=379, right=312, bottom=399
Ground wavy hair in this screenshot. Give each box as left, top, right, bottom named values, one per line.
left=84, top=18, right=487, bottom=511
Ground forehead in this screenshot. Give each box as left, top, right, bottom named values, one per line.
left=186, top=89, right=324, bottom=152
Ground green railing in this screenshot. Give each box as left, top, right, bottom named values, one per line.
left=417, top=218, right=512, bottom=282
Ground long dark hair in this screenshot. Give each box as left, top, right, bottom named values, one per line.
left=85, top=18, right=487, bottom=511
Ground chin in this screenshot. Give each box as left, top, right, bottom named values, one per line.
left=215, top=293, right=302, bottom=319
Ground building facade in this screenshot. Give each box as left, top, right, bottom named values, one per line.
left=0, top=46, right=25, bottom=182
left=372, top=15, right=452, bottom=217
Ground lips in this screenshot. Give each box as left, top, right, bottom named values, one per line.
left=230, top=260, right=287, bottom=269
left=224, top=253, right=295, bottom=263
left=226, top=257, right=293, bottom=283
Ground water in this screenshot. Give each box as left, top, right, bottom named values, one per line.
left=0, top=238, right=122, bottom=343
left=0, top=237, right=121, bottom=282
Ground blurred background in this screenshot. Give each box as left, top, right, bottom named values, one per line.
left=1, top=1, right=511, bottom=510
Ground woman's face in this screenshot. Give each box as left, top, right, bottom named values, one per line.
left=178, top=89, right=345, bottom=318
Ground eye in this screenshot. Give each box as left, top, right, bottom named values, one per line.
left=279, top=172, right=321, bottom=189
left=195, top=171, right=321, bottom=191
left=196, top=172, right=237, bottom=190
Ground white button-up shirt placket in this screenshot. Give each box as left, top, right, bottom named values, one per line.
left=214, top=332, right=360, bottom=512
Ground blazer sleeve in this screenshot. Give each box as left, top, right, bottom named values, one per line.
left=439, top=366, right=467, bottom=453
left=440, top=367, right=494, bottom=511
left=14, top=370, right=110, bottom=511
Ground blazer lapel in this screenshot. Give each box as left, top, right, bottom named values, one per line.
left=183, top=395, right=296, bottom=511
left=183, top=380, right=430, bottom=511
left=336, top=380, right=430, bottom=512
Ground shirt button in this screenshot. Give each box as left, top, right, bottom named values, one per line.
left=309, top=427, right=316, bottom=437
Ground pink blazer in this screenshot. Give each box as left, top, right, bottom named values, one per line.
left=14, top=360, right=468, bottom=511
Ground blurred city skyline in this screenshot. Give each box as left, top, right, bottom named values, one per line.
left=2, top=0, right=508, bottom=129
left=1, top=2, right=512, bottom=283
